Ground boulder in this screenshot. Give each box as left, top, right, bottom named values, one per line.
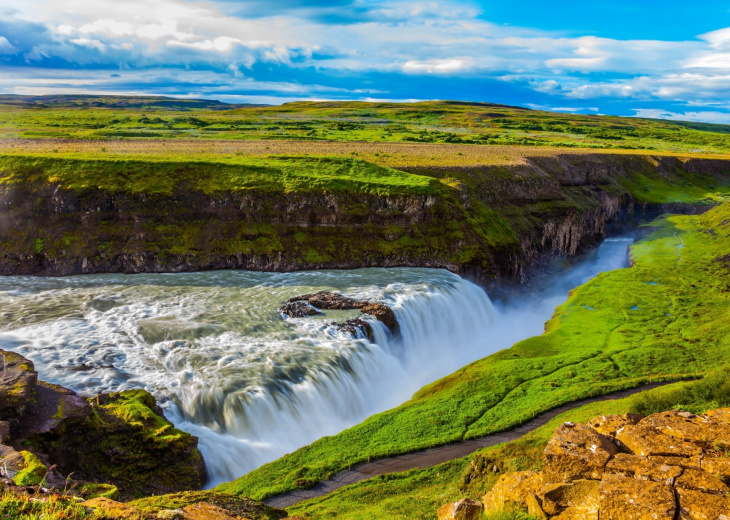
left=281, top=291, right=399, bottom=333
left=0, top=349, right=38, bottom=420
left=84, top=497, right=145, bottom=519
left=0, top=421, right=9, bottom=442
left=676, top=488, right=730, bottom=520
left=605, top=453, right=683, bottom=483
left=616, top=423, right=703, bottom=458
left=542, top=423, right=618, bottom=484
left=278, top=301, right=320, bottom=318
left=287, top=291, right=361, bottom=310
left=437, top=498, right=484, bottom=520
left=335, top=318, right=373, bottom=340
left=181, top=502, right=239, bottom=520
left=483, top=407, right=730, bottom=519
left=359, top=302, right=399, bottom=331
left=586, top=413, right=643, bottom=438
left=598, top=473, right=676, bottom=520
left=157, top=511, right=185, bottom=520
left=482, top=470, right=542, bottom=513
left=675, top=468, right=730, bottom=496
left=540, top=480, right=599, bottom=515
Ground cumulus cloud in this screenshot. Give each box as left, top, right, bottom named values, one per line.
left=2, top=0, right=730, bottom=122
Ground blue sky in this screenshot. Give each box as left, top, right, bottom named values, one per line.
left=2, top=0, right=730, bottom=122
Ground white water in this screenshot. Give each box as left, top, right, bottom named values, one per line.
left=0, top=237, right=632, bottom=486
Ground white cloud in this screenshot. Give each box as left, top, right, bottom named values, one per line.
left=0, top=36, right=17, bottom=54
left=633, top=108, right=730, bottom=124
left=402, top=59, right=470, bottom=73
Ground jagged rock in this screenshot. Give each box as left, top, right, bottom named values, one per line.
left=598, top=473, right=676, bottom=519
left=616, top=422, right=703, bottom=458
left=675, top=468, right=729, bottom=496
left=335, top=318, right=373, bottom=339
left=542, top=423, right=618, bottom=484
left=181, top=502, right=239, bottom=520
left=359, top=302, right=399, bottom=331
left=0, top=349, right=38, bottom=420
left=157, top=510, right=185, bottom=520
left=287, top=291, right=361, bottom=310
left=605, top=453, right=683, bottom=483
left=486, top=407, right=730, bottom=519
left=586, top=412, right=643, bottom=438
left=282, top=291, right=399, bottom=333
left=279, top=301, right=320, bottom=318
left=437, top=498, right=484, bottom=520
left=676, top=488, right=730, bottom=520
left=0, top=421, right=9, bottom=442
left=482, top=470, right=542, bottom=513
left=84, top=497, right=145, bottom=519
left=540, top=480, right=599, bottom=515
left=129, top=490, right=288, bottom=520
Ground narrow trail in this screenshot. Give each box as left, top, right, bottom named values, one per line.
left=265, top=381, right=676, bottom=509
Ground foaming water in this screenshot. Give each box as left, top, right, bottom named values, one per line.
left=0, top=237, right=633, bottom=485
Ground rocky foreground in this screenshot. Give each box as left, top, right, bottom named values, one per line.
left=439, top=408, right=730, bottom=519
left=0, top=349, right=288, bottom=519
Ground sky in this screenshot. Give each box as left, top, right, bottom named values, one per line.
left=2, top=0, right=730, bottom=122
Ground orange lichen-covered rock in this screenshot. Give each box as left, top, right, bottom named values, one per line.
left=482, top=470, right=542, bottom=513
left=542, top=423, right=618, bottom=484
left=676, top=488, right=730, bottom=520
left=84, top=497, right=145, bottom=519
left=540, top=480, right=599, bottom=516
left=436, top=498, right=484, bottom=520
left=605, top=453, right=683, bottom=483
left=181, top=502, right=240, bottom=520
left=586, top=413, right=643, bottom=438
left=598, top=473, right=676, bottom=520
left=616, top=423, right=703, bottom=458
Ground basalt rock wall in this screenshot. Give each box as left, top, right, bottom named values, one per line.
left=0, top=153, right=727, bottom=286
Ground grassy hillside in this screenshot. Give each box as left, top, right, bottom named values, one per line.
left=3, top=98, right=730, bottom=154
left=285, top=370, right=730, bottom=520
left=218, top=201, right=730, bottom=500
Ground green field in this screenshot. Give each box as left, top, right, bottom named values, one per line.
left=3, top=95, right=730, bottom=155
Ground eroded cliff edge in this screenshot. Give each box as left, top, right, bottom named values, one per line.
left=0, top=153, right=727, bottom=286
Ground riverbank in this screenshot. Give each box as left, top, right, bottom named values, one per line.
left=0, top=149, right=728, bottom=291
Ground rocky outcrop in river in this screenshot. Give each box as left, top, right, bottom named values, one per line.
left=0, top=349, right=207, bottom=500
left=467, top=408, right=730, bottom=519
left=280, top=291, right=399, bottom=337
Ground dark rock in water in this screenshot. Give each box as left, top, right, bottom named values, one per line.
left=282, top=291, right=399, bottom=335
left=335, top=318, right=374, bottom=341
left=279, top=301, right=321, bottom=318
left=287, top=291, right=362, bottom=310
left=359, top=303, right=399, bottom=332
left=0, top=350, right=38, bottom=421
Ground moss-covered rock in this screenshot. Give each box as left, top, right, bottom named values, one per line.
left=26, top=389, right=206, bottom=500
left=130, top=491, right=287, bottom=520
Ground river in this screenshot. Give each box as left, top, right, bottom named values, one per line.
left=0, top=237, right=633, bottom=486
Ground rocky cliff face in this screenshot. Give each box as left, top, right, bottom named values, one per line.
left=477, top=408, right=730, bottom=519
left=0, top=153, right=726, bottom=286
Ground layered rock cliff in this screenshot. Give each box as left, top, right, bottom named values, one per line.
left=0, top=153, right=726, bottom=286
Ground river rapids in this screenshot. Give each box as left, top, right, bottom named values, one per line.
left=0, top=237, right=633, bottom=485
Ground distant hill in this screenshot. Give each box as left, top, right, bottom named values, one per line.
left=0, top=94, right=265, bottom=111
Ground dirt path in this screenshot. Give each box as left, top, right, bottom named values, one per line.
left=264, top=381, right=675, bottom=509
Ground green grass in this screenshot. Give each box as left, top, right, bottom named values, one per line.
left=285, top=371, right=730, bottom=520
left=5, top=98, right=730, bottom=154
left=0, top=154, right=438, bottom=196
left=0, top=490, right=98, bottom=520
left=218, top=201, right=730, bottom=501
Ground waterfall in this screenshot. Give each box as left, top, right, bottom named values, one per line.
left=0, top=236, right=633, bottom=486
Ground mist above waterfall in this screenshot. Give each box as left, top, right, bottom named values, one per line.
left=0, top=237, right=633, bottom=486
